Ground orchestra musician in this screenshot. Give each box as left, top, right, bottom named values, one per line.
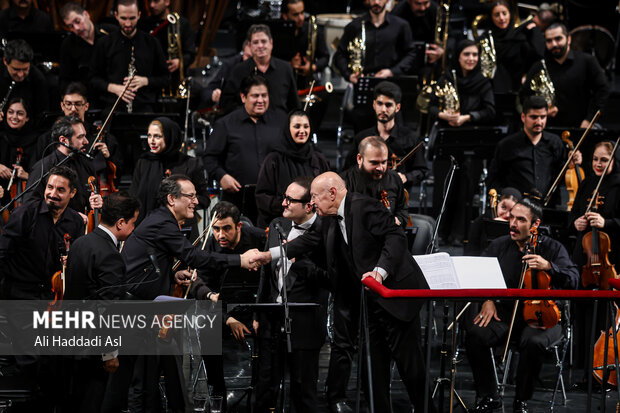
left=253, top=172, right=432, bottom=413
left=465, top=193, right=578, bottom=413
left=130, top=116, right=209, bottom=224
left=0, top=0, right=54, bottom=36
left=255, top=109, right=330, bottom=228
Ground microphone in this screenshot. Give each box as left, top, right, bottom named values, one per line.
left=58, top=141, right=93, bottom=160
left=147, top=247, right=161, bottom=276
left=274, top=222, right=287, bottom=239
left=450, top=155, right=459, bottom=168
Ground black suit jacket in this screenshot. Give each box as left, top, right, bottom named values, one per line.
left=65, top=227, right=125, bottom=300
left=286, top=193, right=428, bottom=322
left=257, top=216, right=330, bottom=350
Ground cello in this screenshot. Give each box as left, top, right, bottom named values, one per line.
left=48, top=234, right=71, bottom=311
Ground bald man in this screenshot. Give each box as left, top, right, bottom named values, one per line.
left=254, top=172, right=432, bottom=412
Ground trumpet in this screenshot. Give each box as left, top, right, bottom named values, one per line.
left=166, top=13, right=187, bottom=99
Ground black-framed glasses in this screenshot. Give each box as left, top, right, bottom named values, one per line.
left=62, top=101, right=86, bottom=109
left=180, top=193, right=197, bottom=200
left=283, top=195, right=308, bottom=205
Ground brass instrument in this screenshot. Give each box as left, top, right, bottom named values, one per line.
left=529, top=59, right=555, bottom=107
left=436, top=0, right=450, bottom=72
left=306, top=15, right=317, bottom=75
left=166, top=13, right=188, bottom=99
left=127, top=46, right=136, bottom=113
left=347, top=19, right=365, bottom=75
left=0, top=80, right=15, bottom=113
left=435, top=69, right=460, bottom=113
left=479, top=33, right=496, bottom=79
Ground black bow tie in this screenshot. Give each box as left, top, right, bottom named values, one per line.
left=293, top=225, right=304, bottom=230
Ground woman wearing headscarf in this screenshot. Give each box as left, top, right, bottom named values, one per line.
left=130, top=116, right=210, bottom=223
left=255, top=110, right=330, bottom=228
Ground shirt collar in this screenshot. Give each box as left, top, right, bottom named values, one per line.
left=295, top=213, right=317, bottom=230
left=337, top=195, right=346, bottom=220
left=98, top=224, right=119, bottom=247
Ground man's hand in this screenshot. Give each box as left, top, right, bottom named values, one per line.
left=0, top=163, right=12, bottom=180
left=425, top=43, right=444, bottom=64
left=103, top=357, right=119, bottom=373
left=227, top=317, right=251, bottom=341
left=394, top=217, right=401, bottom=226
left=580, top=119, right=591, bottom=129
left=574, top=215, right=588, bottom=231
left=585, top=211, right=605, bottom=229
left=212, top=88, right=222, bottom=103
left=374, top=68, right=393, bottom=78
left=126, top=75, right=148, bottom=91
left=94, top=142, right=110, bottom=159
left=522, top=254, right=551, bottom=271
left=166, top=58, right=180, bottom=73
left=174, top=269, right=194, bottom=285
left=349, top=73, right=361, bottom=84
left=397, top=172, right=407, bottom=184
left=362, top=270, right=383, bottom=285
left=548, top=105, right=559, bottom=117
left=220, top=174, right=242, bottom=193
left=208, top=292, right=220, bottom=302
left=0, top=186, right=4, bottom=199
left=251, top=250, right=273, bottom=268
left=13, top=165, right=28, bottom=180
left=240, top=249, right=267, bottom=270
left=474, top=300, right=500, bottom=327
left=89, top=193, right=103, bottom=210
left=253, top=320, right=259, bottom=334
left=108, top=83, right=136, bottom=104
left=78, top=212, right=88, bottom=225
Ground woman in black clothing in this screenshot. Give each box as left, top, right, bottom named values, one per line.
left=569, top=141, right=620, bottom=384
left=481, top=0, right=542, bottom=93
left=255, top=110, right=330, bottom=228
left=130, top=116, right=210, bottom=223
left=429, top=39, right=496, bottom=128
left=0, top=98, right=39, bottom=208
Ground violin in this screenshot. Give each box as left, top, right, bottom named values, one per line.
left=592, top=303, right=620, bottom=386
left=380, top=190, right=391, bottom=210
left=561, top=131, right=584, bottom=211
left=521, top=224, right=561, bottom=329
left=581, top=193, right=618, bottom=290
left=488, top=188, right=498, bottom=219
left=86, top=176, right=101, bottom=234
left=48, top=234, right=70, bottom=311
left=90, top=122, right=118, bottom=197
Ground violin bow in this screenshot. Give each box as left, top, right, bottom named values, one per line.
left=183, top=213, right=220, bottom=299
left=393, top=141, right=425, bottom=170
left=543, top=110, right=600, bottom=206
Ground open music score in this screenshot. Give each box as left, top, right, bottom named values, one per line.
left=413, top=252, right=506, bottom=290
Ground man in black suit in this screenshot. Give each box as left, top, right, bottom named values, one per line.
left=254, top=176, right=330, bottom=413
left=64, top=192, right=140, bottom=413
left=254, top=172, right=431, bottom=413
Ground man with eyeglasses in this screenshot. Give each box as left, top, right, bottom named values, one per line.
left=254, top=176, right=329, bottom=413
left=0, top=39, right=50, bottom=123
left=58, top=2, right=116, bottom=100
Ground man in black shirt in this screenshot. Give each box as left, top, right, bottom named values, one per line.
left=488, top=96, right=582, bottom=200
left=26, top=116, right=103, bottom=219
left=0, top=0, right=54, bottom=36
left=220, top=24, right=300, bottom=114
left=333, top=0, right=416, bottom=84
left=0, top=39, right=50, bottom=123
left=89, top=0, right=168, bottom=112
left=58, top=2, right=116, bottom=99
left=521, top=22, right=609, bottom=128
left=390, top=0, right=443, bottom=65
left=281, top=0, right=330, bottom=90
left=203, top=75, right=286, bottom=221
left=139, top=0, right=195, bottom=95
left=345, top=81, right=427, bottom=186
left=465, top=197, right=578, bottom=413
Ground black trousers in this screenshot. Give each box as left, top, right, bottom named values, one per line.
left=465, top=307, right=562, bottom=401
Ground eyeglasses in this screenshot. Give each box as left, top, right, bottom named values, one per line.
left=180, top=193, right=197, bottom=200
left=283, top=195, right=308, bottom=205
left=62, top=101, right=86, bottom=109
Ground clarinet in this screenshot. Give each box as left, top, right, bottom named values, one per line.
left=127, top=46, right=136, bottom=113
left=0, top=81, right=15, bottom=113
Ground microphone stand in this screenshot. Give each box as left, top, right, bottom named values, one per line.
left=276, top=229, right=292, bottom=413
left=427, top=156, right=458, bottom=254
left=0, top=151, right=76, bottom=214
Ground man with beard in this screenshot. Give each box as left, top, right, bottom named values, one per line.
left=59, top=3, right=116, bottom=97
left=203, top=75, right=286, bottom=222
left=0, top=0, right=54, bottom=36
left=0, top=166, right=84, bottom=412
left=521, top=22, right=609, bottom=128
left=465, top=195, right=578, bottom=413
left=221, top=24, right=299, bottom=114
left=488, top=95, right=582, bottom=202
left=344, top=81, right=428, bottom=188
left=333, top=0, right=416, bottom=85
left=89, top=0, right=168, bottom=112
left=26, top=116, right=103, bottom=222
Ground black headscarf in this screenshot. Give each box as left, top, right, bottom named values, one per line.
left=0, top=100, right=39, bottom=171
left=273, top=112, right=319, bottom=186
left=448, top=39, right=489, bottom=95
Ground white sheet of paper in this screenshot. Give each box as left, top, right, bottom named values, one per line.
left=452, top=256, right=507, bottom=289
left=413, top=252, right=460, bottom=290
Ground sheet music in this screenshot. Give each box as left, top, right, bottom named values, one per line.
left=413, top=253, right=460, bottom=289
